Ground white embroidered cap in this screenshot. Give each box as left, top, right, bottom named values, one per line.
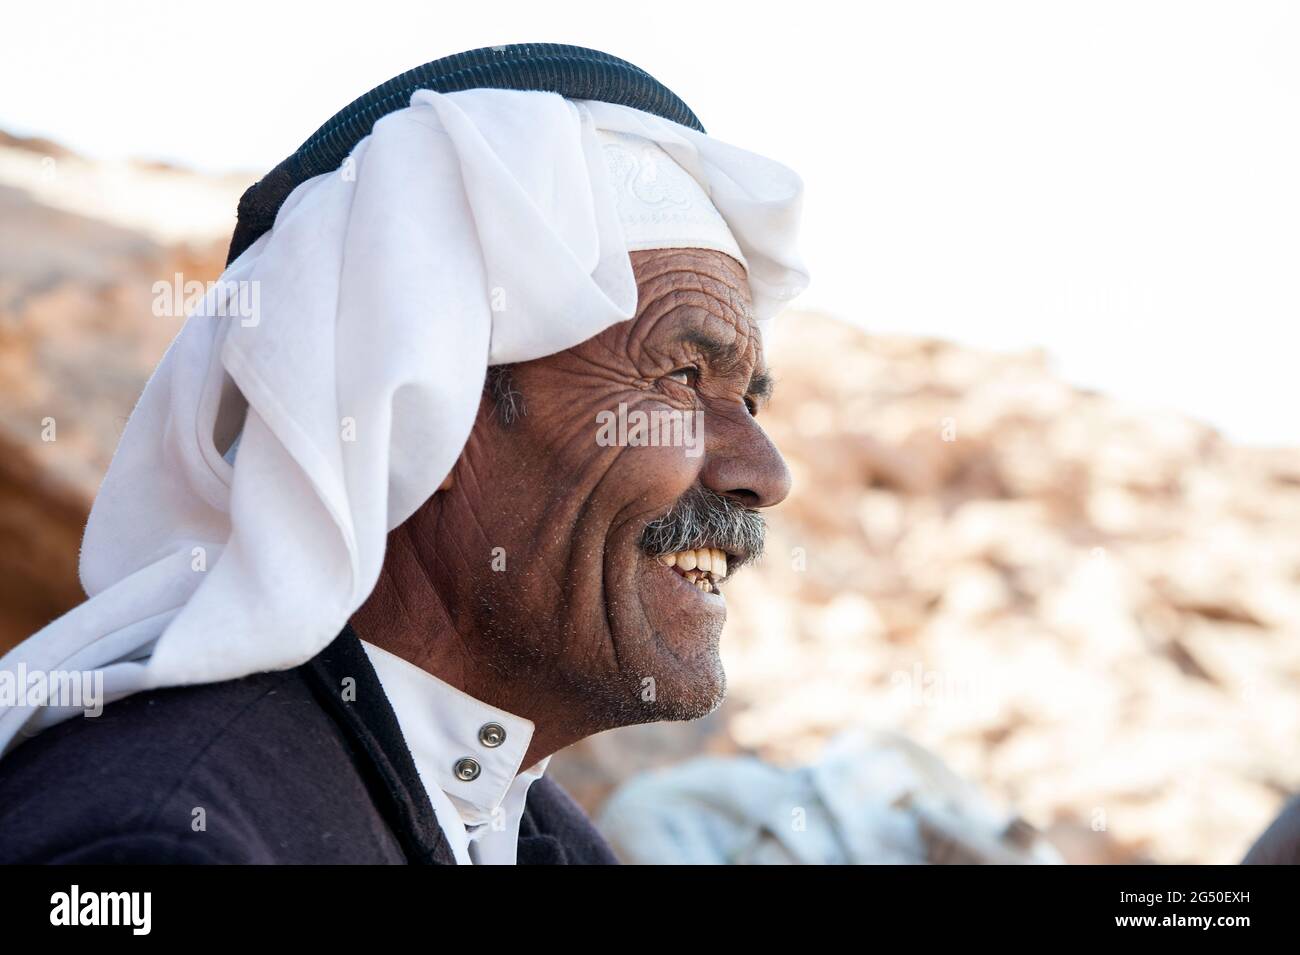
left=597, top=128, right=748, bottom=269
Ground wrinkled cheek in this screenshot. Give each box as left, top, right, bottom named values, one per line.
left=510, top=398, right=703, bottom=632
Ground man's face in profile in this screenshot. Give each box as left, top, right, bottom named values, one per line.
left=399, top=247, right=791, bottom=728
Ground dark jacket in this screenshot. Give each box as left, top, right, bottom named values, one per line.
left=0, top=626, right=618, bottom=864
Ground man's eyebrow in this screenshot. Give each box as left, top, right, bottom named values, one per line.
left=677, top=329, right=736, bottom=367
left=675, top=329, right=774, bottom=402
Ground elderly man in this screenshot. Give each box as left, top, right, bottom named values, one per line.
left=0, top=44, right=806, bottom=864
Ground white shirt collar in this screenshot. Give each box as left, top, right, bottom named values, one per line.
left=360, top=640, right=550, bottom=864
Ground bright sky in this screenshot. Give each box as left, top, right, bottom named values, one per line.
left=3, top=1, right=1296, bottom=443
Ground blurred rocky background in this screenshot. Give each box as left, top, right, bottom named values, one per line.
left=2, top=132, right=1297, bottom=864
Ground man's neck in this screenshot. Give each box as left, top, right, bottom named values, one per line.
left=348, top=523, right=584, bottom=773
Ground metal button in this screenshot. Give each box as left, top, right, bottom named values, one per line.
left=454, top=757, right=481, bottom=782
left=478, top=722, right=507, bottom=748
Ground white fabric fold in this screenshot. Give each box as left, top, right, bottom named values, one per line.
left=0, top=87, right=808, bottom=754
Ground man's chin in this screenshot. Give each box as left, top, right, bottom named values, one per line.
left=580, top=552, right=731, bottom=725
left=615, top=609, right=728, bottom=723
left=679, top=666, right=728, bottom=721
left=628, top=658, right=727, bottom=724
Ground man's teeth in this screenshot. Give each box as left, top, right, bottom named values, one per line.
left=656, top=548, right=729, bottom=592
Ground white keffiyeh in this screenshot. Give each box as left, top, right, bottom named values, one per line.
left=0, top=87, right=807, bottom=755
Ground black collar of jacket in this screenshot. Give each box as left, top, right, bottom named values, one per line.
left=300, top=624, right=589, bottom=865
left=301, top=625, right=455, bottom=864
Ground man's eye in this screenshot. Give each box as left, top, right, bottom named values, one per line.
left=665, top=366, right=699, bottom=387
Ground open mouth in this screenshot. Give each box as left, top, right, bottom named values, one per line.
left=654, top=547, right=732, bottom=594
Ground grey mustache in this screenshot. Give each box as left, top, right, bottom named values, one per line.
left=639, top=486, right=765, bottom=570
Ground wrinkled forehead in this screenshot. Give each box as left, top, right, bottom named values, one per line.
left=616, top=248, right=767, bottom=383
left=629, top=246, right=754, bottom=328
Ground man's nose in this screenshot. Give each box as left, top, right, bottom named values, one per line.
left=698, top=416, right=793, bottom=510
